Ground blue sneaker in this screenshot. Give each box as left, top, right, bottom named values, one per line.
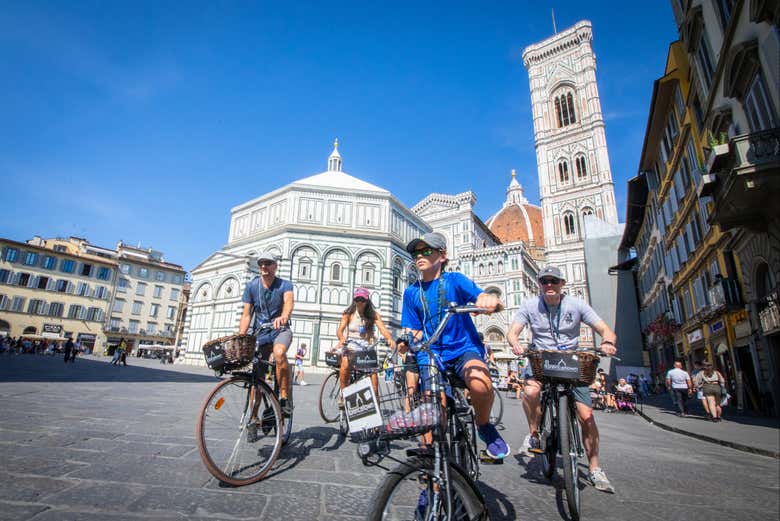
left=478, top=423, right=510, bottom=459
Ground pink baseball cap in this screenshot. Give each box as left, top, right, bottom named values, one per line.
left=353, top=288, right=370, bottom=300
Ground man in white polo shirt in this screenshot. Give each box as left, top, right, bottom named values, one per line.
left=666, top=361, right=693, bottom=417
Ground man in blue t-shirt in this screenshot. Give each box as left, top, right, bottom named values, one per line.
left=401, top=232, right=509, bottom=459
left=239, top=251, right=294, bottom=420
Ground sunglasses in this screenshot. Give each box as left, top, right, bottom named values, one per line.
left=539, top=278, right=561, bottom=285
left=354, top=297, right=367, bottom=303
left=258, top=261, right=276, bottom=267
left=413, top=248, right=438, bottom=258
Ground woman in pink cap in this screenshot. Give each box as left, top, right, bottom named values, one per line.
left=336, top=287, right=395, bottom=400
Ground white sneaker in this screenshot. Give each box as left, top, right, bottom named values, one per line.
left=299, top=381, right=308, bottom=386
left=519, top=434, right=531, bottom=455
left=588, top=467, right=615, bottom=493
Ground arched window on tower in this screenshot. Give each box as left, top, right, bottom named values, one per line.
left=582, top=207, right=594, bottom=218
left=567, top=93, right=576, bottom=124
left=563, top=212, right=576, bottom=238
left=558, top=160, right=570, bottom=184
left=331, top=263, right=341, bottom=282
left=555, top=91, right=577, bottom=128
left=575, top=155, right=588, bottom=179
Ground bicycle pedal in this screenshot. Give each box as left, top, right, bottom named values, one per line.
left=528, top=448, right=544, bottom=454
left=479, top=450, right=504, bottom=464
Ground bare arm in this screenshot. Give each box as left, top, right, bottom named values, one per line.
left=239, top=303, right=253, bottom=335
left=507, top=321, right=526, bottom=356
left=273, top=290, right=294, bottom=329
left=591, top=320, right=617, bottom=355
left=336, top=314, right=349, bottom=346
left=373, top=312, right=395, bottom=349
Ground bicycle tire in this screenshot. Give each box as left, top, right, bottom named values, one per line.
left=368, top=456, right=487, bottom=521
left=196, top=376, right=282, bottom=486
left=451, top=410, right=478, bottom=480
left=318, top=371, right=341, bottom=423
left=489, top=387, right=503, bottom=426
left=541, top=393, right=556, bottom=479
left=559, top=393, right=581, bottom=521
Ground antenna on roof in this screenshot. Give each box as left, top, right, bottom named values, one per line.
left=551, top=8, right=557, bottom=34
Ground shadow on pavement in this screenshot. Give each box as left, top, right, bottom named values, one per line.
left=0, top=356, right=219, bottom=383
left=266, top=425, right=347, bottom=478
left=479, top=480, right=517, bottom=521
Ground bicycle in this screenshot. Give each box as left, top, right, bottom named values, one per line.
left=318, top=344, right=390, bottom=436
left=487, top=364, right=504, bottom=426
left=351, top=305, right=490, bottom=521
left=526, top=347, right=603, bottom=521
left=196, top=333, right=294, bottom=486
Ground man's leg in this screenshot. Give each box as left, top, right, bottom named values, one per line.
left=273, top=344, right=290, bottom=400
left=522, top=380, right=543, bottom=435
left=575, top=400, right=600, bottom=471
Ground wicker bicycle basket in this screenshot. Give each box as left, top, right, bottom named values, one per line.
left=202, top=334, right=256, bottom=372
left=527, top=350, right=599, bottom=386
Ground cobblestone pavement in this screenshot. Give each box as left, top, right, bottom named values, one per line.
left=0, top=355, right=778, bottom=520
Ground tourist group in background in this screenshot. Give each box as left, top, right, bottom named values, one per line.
left=0, top=335, right=83, bottom=360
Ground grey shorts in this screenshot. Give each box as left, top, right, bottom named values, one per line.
left=274, top=328, right=293, bottom=349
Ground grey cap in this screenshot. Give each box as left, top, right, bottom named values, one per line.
left=537, top=265, right=565, bottom=281
left=256, top=251, right=279, bottom=263
left=406, top=232, right=447, bottom=254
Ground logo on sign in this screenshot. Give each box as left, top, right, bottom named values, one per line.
left=345, top=387, right=377, bottom=421
left=43, top=324, right=62, bottom=334
left=543, top=358, right=578, bottom=373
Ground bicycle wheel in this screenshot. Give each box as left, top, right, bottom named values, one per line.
left=489, top=387, right=503, bottom=426
left=559, top=393, right=581, bottom=521
left=197, top=377, right=282, bottom=486
left=318, top=371, right=341, bottom=423
left=450, top=410, right=478, bottom=480
left=369, top=457, right=487, bottom=521
left=540, top=393, right=557, bottom=479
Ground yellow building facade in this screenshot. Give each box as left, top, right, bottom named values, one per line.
left=0, top=238, right=117, bottom=352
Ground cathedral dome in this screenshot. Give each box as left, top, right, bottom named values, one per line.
left=486, top=170, right=544, bottom=259
left=291, top=139, right=389, bottom=194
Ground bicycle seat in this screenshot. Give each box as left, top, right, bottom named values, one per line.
left=445, top=370, right=468, bottom=389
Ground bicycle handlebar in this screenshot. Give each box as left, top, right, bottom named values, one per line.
left=407, top=303, right=489, bottom=356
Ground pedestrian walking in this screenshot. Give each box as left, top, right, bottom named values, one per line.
left=293, top=342, right=307, bottom=386
left=691, top=361, right=710, bottom=417
left=695, top=362, right=726, bottom=422
left=112, top=337, right=126, bottom=366
left=63, top=337, right=74, bottom=363
left=666, top=361, right=693, bottom=416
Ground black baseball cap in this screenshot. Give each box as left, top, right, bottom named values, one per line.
left=537, top=266, right=565, bottom=281
left=406, top=232, right=447, bottom=254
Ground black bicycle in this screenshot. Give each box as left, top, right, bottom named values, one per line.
left=353, top=305, right=489, bottom=521
left=526, top=348, right=600, bottom=521
left=318, top=344, right=389, bottom=436
left=197, top=334, right=294, bottom=486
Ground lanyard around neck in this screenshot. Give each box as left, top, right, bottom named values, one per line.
left=542, top=295, right=563, bottom=343
left=419, top=274, right=447, bottom=338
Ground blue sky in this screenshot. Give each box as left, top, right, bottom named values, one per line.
left=1, top=1, right=678, bottom=270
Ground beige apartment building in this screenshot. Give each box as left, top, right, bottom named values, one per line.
left=105, top=241, right=186, bottom=352
left=0, top=237, right=117, bottom=352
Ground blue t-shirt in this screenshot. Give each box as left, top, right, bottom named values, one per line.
left=242, top=276, right=294, bottom=330
left=401, top=272, right=484, bottom=362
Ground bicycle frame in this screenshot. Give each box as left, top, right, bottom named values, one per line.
left=364, top=304, right=488, bottom=520
left=539, top=382, right=585, bottom=458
